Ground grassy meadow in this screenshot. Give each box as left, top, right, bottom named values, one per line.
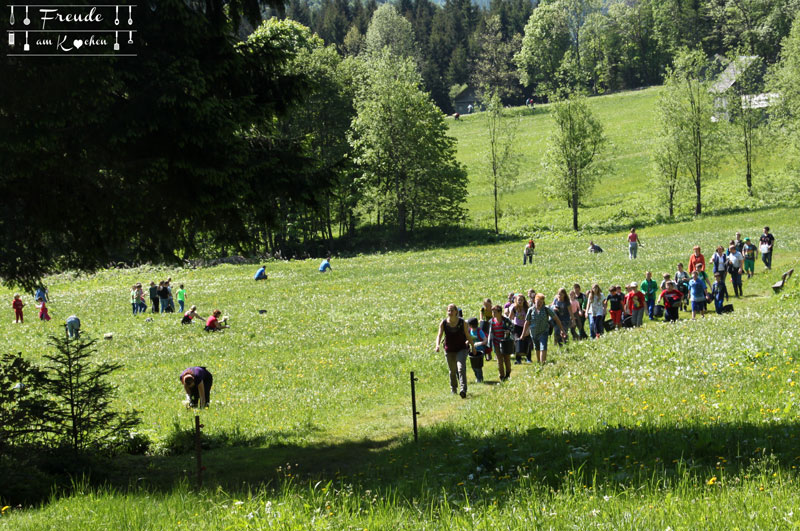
left=2, top=88, right=800, bottom=528
left=452, top=86, right=794, bottom=234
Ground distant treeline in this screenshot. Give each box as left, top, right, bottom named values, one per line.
left=278, top=0, right=800, bottom=110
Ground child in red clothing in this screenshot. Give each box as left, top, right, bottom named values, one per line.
left=36, top=297, right=51, bottom=321
left=12, top=294, right=24, bottom=323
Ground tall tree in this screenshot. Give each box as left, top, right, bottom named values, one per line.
left=651, top=117, right=683, bottom=218
left=542, top=92, right=608, bottom=230
left=472, top=15, right=522, bottom=101
left=660, top=48, right=723, bottom=215
left=483, top=91, right=521, bottom=234
left=350, top=50, right=468, bottom=236
left=768, top=15, right=800, bottom=169
left=364, top=4, right=416, bottom=58
left=516, top=1, right=571, bottom=96
left=725, top=55, right=766, bottom=196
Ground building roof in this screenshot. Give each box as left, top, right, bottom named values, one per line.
left=712, top=56, right=758, bottom=93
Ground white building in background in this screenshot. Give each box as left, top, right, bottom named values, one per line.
left=710, top=55, right=778, bottom=122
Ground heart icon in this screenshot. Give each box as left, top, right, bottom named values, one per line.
left=73, top=39, right=83, bottom=49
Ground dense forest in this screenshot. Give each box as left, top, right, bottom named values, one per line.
left=3, top=0, right=800, bottom=287
left=279, top=0, right=800, bottom=110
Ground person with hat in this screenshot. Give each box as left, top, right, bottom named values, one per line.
left=742, top=237, right=757, bottom=278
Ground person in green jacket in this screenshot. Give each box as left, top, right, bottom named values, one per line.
left=177, top=284, right=187, bottom=313
left=640, top=271, right=658, bottom=320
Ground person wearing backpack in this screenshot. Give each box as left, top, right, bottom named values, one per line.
left=522, top=294, right=567, bottom=365
left=489, top=305, right=515, bottom=381
left=712, top=246, right=728, bottom=283
left=658, top=281, right=683, bottom=322
left=711, top=273, right=729, bottom=314
left=726, top=244, right=745, bottom=297
left=434, top=304, right=475, bottom=398
left=467, top=318, right=489, bottom=383
left=742, top=238, right=757, bottom=278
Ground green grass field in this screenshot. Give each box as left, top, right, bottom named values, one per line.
left=452, top=86, right=793, bottom=234
left=2, top=88, right=800, bottom=529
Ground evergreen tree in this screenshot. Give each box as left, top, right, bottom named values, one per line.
left=43, top=335, right=140, bottom=454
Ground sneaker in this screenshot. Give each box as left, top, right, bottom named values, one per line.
left=515, top=360, right=522, bottom=365
left=459, top=390, right=466, bottom=398
left=525, top=359, right=533, bottom=364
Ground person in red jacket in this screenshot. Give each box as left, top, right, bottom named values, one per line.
left=658, top=281, right=684, bottom=322
left=624, top=282, right=646, bottom=327
left=688, top=246, right=706, bottom=276
left=12, top=294, right=24, bottom=323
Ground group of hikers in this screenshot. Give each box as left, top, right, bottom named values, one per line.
left=436, top=227, right=777, bottom=399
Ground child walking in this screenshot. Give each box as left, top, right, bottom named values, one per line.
left=711, top=273, right=729, bottom=314
left=467, top=318, right=488, bottom=383
left=12, top=294, right=24, bottom=323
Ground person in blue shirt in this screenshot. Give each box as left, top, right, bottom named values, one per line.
left=319, top=257, right=332, bottom=273
left=688, top=270, right=708, bottom=320
left=254, top=265, right=268, bottom=281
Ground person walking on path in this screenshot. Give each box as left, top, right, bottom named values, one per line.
left=726, top=244, right=745, bottom=297
left=742, top=238, right=757, bottom=279
left=641, top=272, right=658, bottom=320
left=759, top=226, right=775, bottom=270
left=522, top=293, right=567, bottom=365
left=628, top=228, right=642, bottom=259
left=180, top=366, right=213, bottom=408
left=434, top=304, right=475, bottom=398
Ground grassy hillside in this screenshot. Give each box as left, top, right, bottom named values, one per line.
left=449, top=87, right=793, bottom=234
left=2, top=206, right=799, bottom=528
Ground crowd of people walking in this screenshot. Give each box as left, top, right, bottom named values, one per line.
left=435, top=227, right=777, bottom=399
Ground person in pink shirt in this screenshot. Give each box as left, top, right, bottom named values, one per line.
left=628, top=228, right=642, bottom=259
left=204, top=309, right=228, bottom=332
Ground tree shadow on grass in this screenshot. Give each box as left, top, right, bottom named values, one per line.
left=11, top=420, right=800, bottom=506
left=106, top=420, right=800, bottom=502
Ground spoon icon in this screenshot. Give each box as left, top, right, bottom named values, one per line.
left=115, top=6, right=119, bottom=25
left=23, top=6, right=30, bottom=25
left=9, top=6, right=14, bottom=25
left=128, top=6, right=133, bottom=25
